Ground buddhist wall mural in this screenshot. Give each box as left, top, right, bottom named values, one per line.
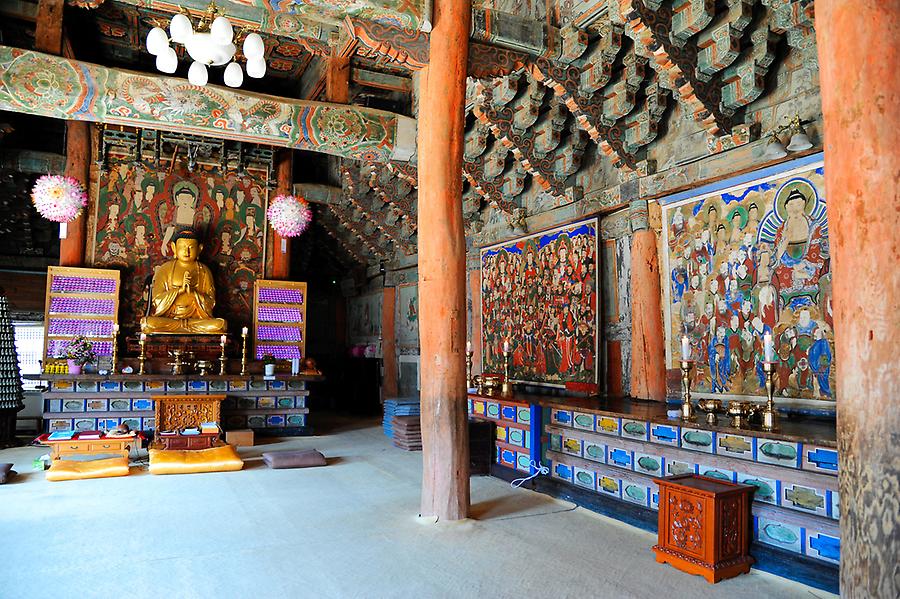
left=662, top=161, right=834, bottom=401
left=481, top=218, right=599, bottom=387
left=348, top=290, right=382, bottom=344
left=396, top=283, right=419, bottom=349
left=89, top=157, right=268, bottom=331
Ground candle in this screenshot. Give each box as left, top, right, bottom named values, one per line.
left=220, top=334, right=227, bottom=344
left=140, top=333, right=146, bottom=342
left=764, top=332, right=774, bottom=362
left=466, top=341, right=472, bottom=354
left=681, top=336, right=690, bottom=361
left=503, top=339, right=510, bottom=353
left=242, top=326, right=249, bottom=336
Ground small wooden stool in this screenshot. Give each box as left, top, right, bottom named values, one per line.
left=653, top=474, right=755, bottom=583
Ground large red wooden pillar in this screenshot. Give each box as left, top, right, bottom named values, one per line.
left=629, top=201, right=666, bottom=401
left=417, top=0, right=471, bottom=520
left=270, top=150, right=293, bottom=279
left=817, top=3, right=899, bottom=597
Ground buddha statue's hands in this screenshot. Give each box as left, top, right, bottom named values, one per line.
left=181, top=270, right=193, bottom=294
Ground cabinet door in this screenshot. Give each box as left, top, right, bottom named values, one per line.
left=664, top=488, right=707, bottom=561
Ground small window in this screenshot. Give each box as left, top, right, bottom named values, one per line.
left=13, top=321, right=43, bottom=391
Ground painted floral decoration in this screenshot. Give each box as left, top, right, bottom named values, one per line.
left=61, top=336, right=96, bottom=367
left=267, top=194, right=312, bottom=237
left=31, top=174, right=88, bottom=223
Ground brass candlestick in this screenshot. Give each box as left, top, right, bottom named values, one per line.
left=219, top=336, right=227, bottom=375
left=465, top=349, right=474, bottom=390
left=501, top=349, right=512, bottom=395
left=138, top=337, right=147, bottom=375
left=240, top=331, right=249, bottom=376
left=761, top=361, right=778, bottom=431
left=680, top=360, right=695, bottom=421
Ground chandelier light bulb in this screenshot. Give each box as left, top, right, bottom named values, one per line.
left=210, top=16, right=234, bottom=45
left=223, top=61, right=243, bottom=88
left=146, top=27, right=168, bottom=56
left=156, top=46, right=178, bottom=74
left=188, top=61, right=208, bottom=86
left=246, top=57, right=266, bottom=79
left=170, top=13, right=193, bottom=44
left=242, top=33, right=265, bottom=60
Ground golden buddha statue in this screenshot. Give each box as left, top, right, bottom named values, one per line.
left=140, top=228, right=227, bottom=335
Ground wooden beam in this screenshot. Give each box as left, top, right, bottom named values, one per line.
left=35, top=0, right=64, bottom=55
left=417, top=0, right=471, bottom=521
left=293, top=183, right=342, bottom=205
left=325, top=55, right=351, bottom=105
left=0, top=46, right=416, bottom=163
left=351, top=68, right=412, bottom=93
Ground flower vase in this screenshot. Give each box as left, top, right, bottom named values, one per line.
left=67, top=360, right=82, bottom=375
left=264, top=364, right=276, bottom=376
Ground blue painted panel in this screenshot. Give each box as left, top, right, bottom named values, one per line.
left=651, top=424, right=679, bottom=445
left=500, top=405, right=517, bottom=421
left=808, top=533, right=840, bottom=564
left=552, top=409, right=572, bottom=425
left=608, top=448, right=632, bottom=469
left=554, top=462, right=573, bottom=481
left=806, top=447, right=838, bottom=471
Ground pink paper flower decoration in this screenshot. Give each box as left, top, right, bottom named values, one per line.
left=31, top=175, right=88, bottom=223
left=267, top=194, right=313, bottom=237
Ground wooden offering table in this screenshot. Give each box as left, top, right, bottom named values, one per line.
left=36, top=431, right=143, bottom=461
left=152, top=394, right=225, bottom=449
left=29, top=372, right=325, bottom=437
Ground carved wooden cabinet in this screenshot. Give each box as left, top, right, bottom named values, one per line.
left=653, top=474, right=755, bottom=583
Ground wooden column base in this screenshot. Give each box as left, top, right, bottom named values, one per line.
left=653, top=545, right=753, bottom=584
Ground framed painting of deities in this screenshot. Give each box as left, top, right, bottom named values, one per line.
left=661, top=155, right=834, bottom=402
left=480, top=217, right=599, bottom=388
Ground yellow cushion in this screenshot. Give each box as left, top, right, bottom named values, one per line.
left=46, top=457, right=130, bottom=481
left=149, top=444, right=244, bottom=475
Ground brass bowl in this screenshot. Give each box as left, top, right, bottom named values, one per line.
left=697, top=398, right=723, bottom=424
left=480, top=373, right=503, bottom=394
left=727, top=401, right=751, bottom=428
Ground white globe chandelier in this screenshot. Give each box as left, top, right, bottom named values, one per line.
left=146, top=2, right=266, bottom=88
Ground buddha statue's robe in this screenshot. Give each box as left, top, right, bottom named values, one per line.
left=140, top=259, right=227, bottom=335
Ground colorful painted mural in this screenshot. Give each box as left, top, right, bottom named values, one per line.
left=348, top=291, right=382, bottom=343
left=0, top=46, right=412, bottom=162
left=396, top=283, right=419, bottom=348
left=663, top=162, right=834, bottom=401
left=89, top=158, right=268, bottom=330
left=481, top=218, right=599, bottom=386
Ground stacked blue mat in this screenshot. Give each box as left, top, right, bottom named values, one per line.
left=383, top=397, right=421, bottom=437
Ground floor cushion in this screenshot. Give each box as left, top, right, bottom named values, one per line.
left=0, top=463, right=15, bottom=484
left=46, top=457, right=130, bottom=481
left=262, top=449, right=326, bottom=469
left=149, top=444, right=244, bottom=475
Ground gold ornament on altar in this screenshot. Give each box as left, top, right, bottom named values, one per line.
left=140, top=228, right=227, bottom=335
